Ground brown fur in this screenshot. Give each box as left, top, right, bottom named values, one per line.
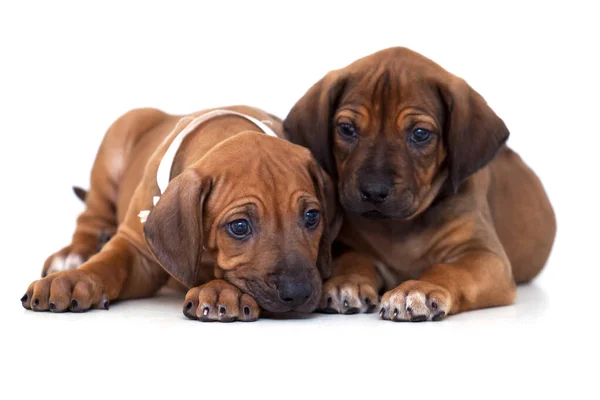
left=22, top=106, right=340, bottom=321
left=284, top=47, right=556, bottom=320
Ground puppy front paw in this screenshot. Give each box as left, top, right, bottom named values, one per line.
left=319, top=273, right=378, bottom=314
left=21, top=269, right=110, bottom=312
left=183, top=280, right=260, bottom=322
left=379, top=280, right=451, bottom=322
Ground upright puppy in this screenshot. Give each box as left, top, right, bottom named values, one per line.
left=284, top=47, right=556, bottom=321
left=22, top=106, right=339, bottom=322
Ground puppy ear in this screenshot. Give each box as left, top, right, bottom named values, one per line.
left=441, top=78, right=510, bottom=191
left=308, top=159, right=342, bottom=280
left=284, top=71, right=346, bottom=180
left=143, top=169, right=211, bottom=288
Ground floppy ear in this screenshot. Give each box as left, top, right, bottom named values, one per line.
left=143, top=169, right=211, bottom=288
left=308, top=159, right=342, bottom=279
left=441, top=78, right=510, bottom=191
left=284, top=71, right=346, bottom=180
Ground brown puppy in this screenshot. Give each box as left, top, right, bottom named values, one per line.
left=284, top=47, right=556, bottom=321
left=22, top=106, right=339, bottom=321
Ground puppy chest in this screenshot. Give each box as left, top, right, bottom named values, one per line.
left=372, top=236, right=431, bottom=280
left=341, top=225, right=431, bottom=281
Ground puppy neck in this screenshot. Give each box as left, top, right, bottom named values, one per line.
left=158, top=110, right=278, bottom=195
left=138, top=109, right=278, bottom=224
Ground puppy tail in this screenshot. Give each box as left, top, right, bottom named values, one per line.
left=72, top=186, right=88, bottom=203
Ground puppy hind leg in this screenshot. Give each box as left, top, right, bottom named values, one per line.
left=43, top=171, right=119, bottom=276
left=43, top=118, right=125, bottom=277
left=41, top=108, right=169, bottom=278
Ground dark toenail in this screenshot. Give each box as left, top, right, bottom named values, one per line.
left=20, top=294, right=28, bottom=302
left=184, top=301, right=193, bottom=312
left=103, top=300, right=110, bottom=310
left=366, top=304, right=377, bottom=313
left=343, top=300, right=349, bottom=308
left=49, top=302, right=56, bottom=311
left=33, top=298, right=39, bottom=306
left=432, top=311, right=446, bottom=321
left=327, top=297, right=332, bottom=305
left=71, top=299, right=78, bottom=310
left=410, top=315, right=427, bottom=322
left=203, top=307, right=209, bottom=316
left=379, top=308, right=385, bottom=317
left=243, top=306, right=250, bottom=316
left=431, top=301, right=438, bottom=310
left=219, top=306, right=226, bottom=316
left=393, top=308, right=399, bottom=318
left=344, top=307, right=359, bottom=315
left=406, top=306, right=413, bottom=313
left=364, top=297, right=371, bottom=305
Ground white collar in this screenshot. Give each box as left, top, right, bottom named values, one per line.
left=138, top=109, right=278, bottom=223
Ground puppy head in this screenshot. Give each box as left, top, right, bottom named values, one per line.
left=284, top=47, right=509, bottom=219
left=143, top=132, right=340, bottom=313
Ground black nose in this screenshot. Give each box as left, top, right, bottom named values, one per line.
left=360, top=182, right=391, bottom=204
left=276, top=280, right=312, bottom=306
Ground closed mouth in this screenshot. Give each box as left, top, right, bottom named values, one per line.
left=361, top=210, right=392, bottom=219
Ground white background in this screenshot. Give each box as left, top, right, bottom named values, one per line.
left=1, top=1, right=598, bottom=399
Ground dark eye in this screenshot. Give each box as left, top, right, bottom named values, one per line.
left=337, top=123, right=357, bottom=139
left=304, top=209, right=320, bottom=228
left=410, top=128, right=433, bottom=144
left=227, top=219, right=251, bottom=239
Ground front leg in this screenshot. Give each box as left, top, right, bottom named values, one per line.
left=182, top=280, right=260, bottom=322
left=380, top=250, right=516, bottom=322
left=21, top=234, right=168, bottom=312
left=319, top=251, right=381, bottom=314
